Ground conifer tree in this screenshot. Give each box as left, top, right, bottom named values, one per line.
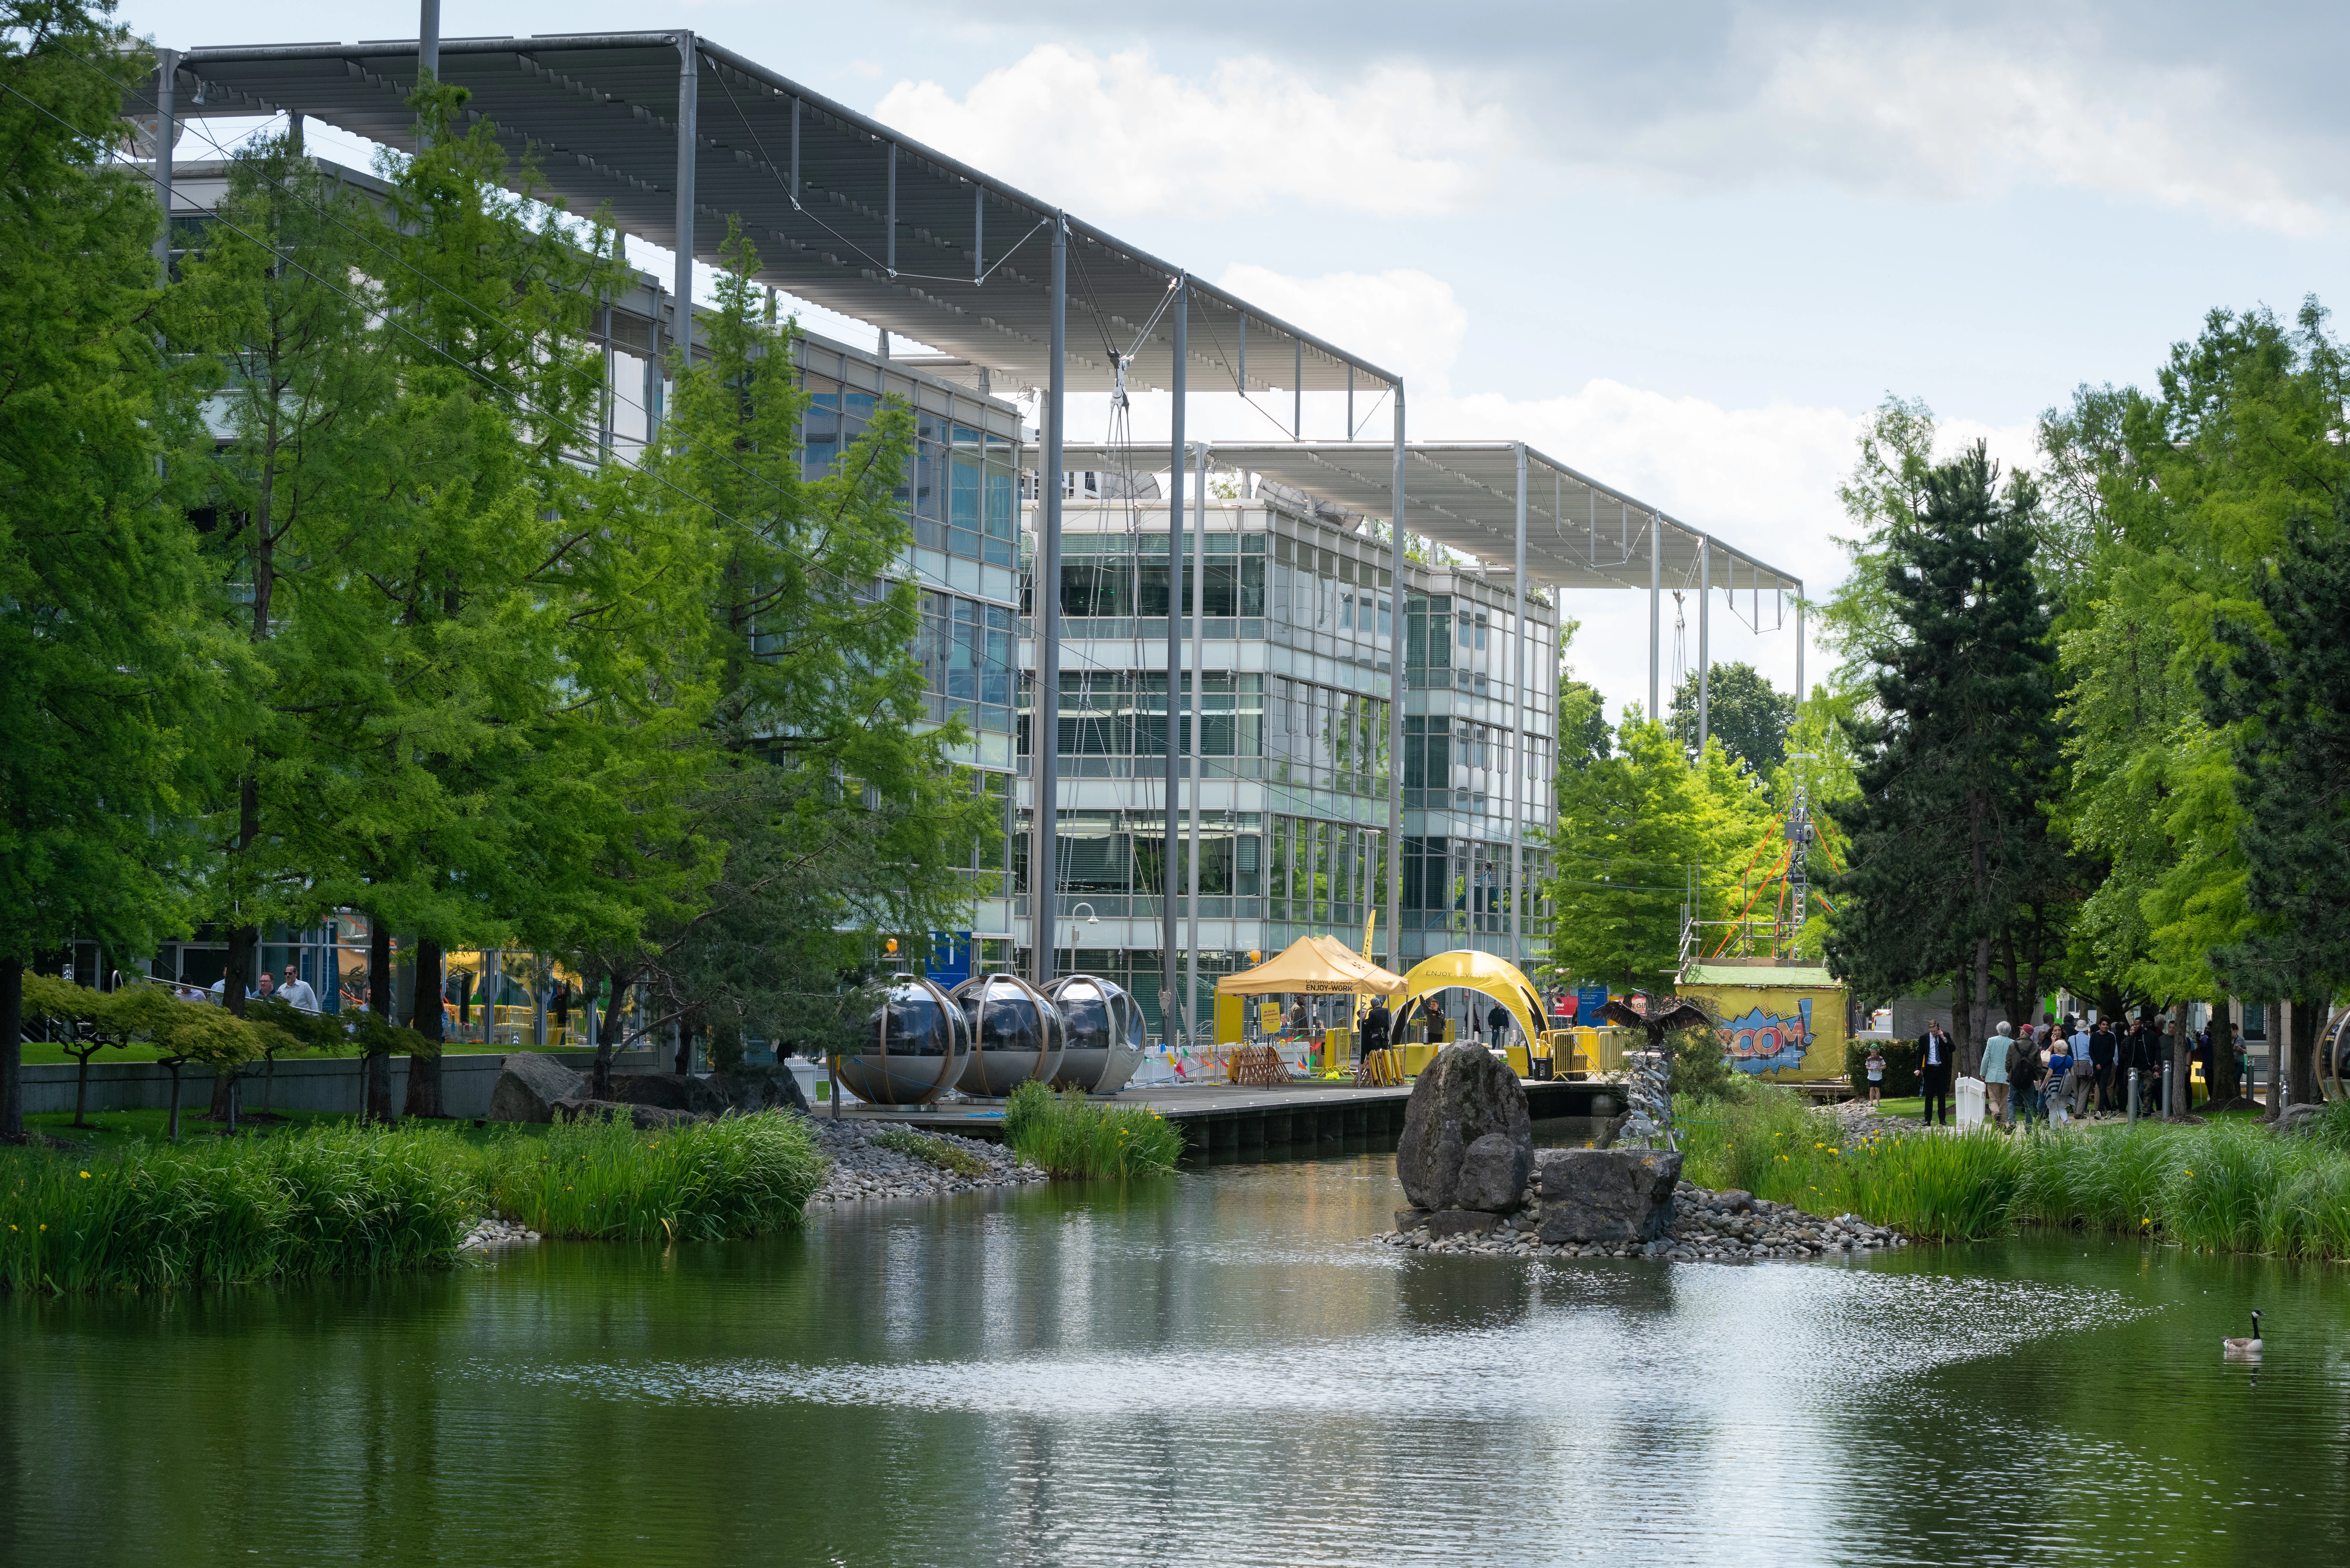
left=1828, top=443, right=2064, bottom=1072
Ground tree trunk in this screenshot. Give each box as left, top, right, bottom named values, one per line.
left=2266, top=1001, right=2285, bottom=1117
left=166, top=1060, right=183, bottom=1142
left=2169, top=1007, right=2189, bottom=1117
left=210, top=920, right=259, bottom=1121
left=1964, top=937, right=1992, bottom=1078
left=2290, top=997, right=2321, bottom=1109
left=2209, top=1002, right=2240, bottom=1104
left=73, top=1048, right=93, bottom=1128
left=403, top=937, right=444, bottom=1119
left=592, top=968, right=626, bottom=1099
left=1997, top=929, right=2024, bottom=1044
left=675, top=1017, right=693, bottom=1076
left=1951, top=978, right=1972, bottom=1079
left=365, top=914, right=395, bottom=1123
left=0, top=956, right=23, bottom=1143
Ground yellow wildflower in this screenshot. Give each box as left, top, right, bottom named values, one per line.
left=78, top=1171, right=90, bottom=1179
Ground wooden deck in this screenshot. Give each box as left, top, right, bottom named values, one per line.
left=830, top=1076, right=1617, bottom=1151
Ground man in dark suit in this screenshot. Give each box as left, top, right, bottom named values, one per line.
left=2089, top=1020, right=2118, bottom=1115
left=1918, top=1020, right=1955, bottom=1125
left=1360, top=998, right=1390, bottom=1062
left=2120, top=1018, right=2158, bottom=1116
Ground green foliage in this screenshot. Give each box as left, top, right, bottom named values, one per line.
left=1665, top=1023, right=1746, bottom=1103
left=0, top=2, right=238, bottom=1130
left=477, top=1111, right=824, bottom=1241
left=1818, top=393, right=1939, bottom=690
left=1847, top=1036, right=1920, bottom=1098
left=1666, top=661, right=1797, bottom=776
left=867, top=1127, right=991, bottom=1177
left=1827, top=442, right=2071, bottom=1054
left=1001, top=1082, right=1182, bottom=1179
left=0, top=1122, right=473, bottom=1293
left=22, top=978, right=264, bottom=1076
left=1544, top=715, right=1706, bottom=990
left=1556, top=675, right=1612, bottom=775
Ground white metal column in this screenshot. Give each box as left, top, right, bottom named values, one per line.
left=1185, top=440, right=1206, bottom=1041
left=1511, top=446, right=1527, bottom=961
left=1386, top=389, right=1407, bottom=970
left=1698, top=539, right=1712, bottom=755
left=1163, top=280, right=1186, bottom=1030
left=672, top=33, right=697, bottom=363
left=1034, top=213, right=1067, bottom=986
left=1647, top=516, right=1661, bottom=721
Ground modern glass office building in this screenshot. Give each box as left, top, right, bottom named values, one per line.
left=1008, top=476, right=1560, bottom=1036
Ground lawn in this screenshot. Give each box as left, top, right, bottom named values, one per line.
left=24, top=1107, right=547, bottom=1153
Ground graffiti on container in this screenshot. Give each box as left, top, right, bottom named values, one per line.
left=1721, top=998, right=1813, bottom=1075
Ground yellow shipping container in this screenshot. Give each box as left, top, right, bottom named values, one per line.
left=1677, top=962, right=1848, bottom=1084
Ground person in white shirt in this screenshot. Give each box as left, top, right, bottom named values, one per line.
left=278, top=965, right=320, bottom=1011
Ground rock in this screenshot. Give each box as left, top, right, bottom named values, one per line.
left=549, top=1097, right=700, bottom=1130
left=1394, top=1208, right=1433, bottom=1233
left=1427, top=1209, right=1501, bottom=1237
left=2277, top=1102, right=2327, bottom=1138
left=1454, top=1132, right=1532, bottom=1213
left=707, top=1068, right=812, bottom=1117
left=1532, top=1147, right=1683, bottom=1245
left=1395, top=1044, right=1533, bottom=1213
left=608, top=1072, right=730, bottom=1118
left=489, top=1052, right=586, bottom=1123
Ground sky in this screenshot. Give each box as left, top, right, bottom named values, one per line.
left=120, top=0, right=2350, bottom=722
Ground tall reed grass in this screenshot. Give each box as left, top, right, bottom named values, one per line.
left=0, top=1124, right=474, bottom=1294
left=1003, top=1083, right=1183, bottom=1179
left=1680, top=1087, right=2350, bottom=1257
left=477, top=1111, right=825, bottom=1241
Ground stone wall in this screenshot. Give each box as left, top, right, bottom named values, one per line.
left=19, top=1051, right=656, bottom=1120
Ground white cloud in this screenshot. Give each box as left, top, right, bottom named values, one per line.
left=873, top=45, right=1504, bottom=217
left=1213, top=264, right=1468, bottom=394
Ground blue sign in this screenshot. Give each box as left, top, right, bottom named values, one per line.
left=923, top=932, right=974, bottom=989
left=1576, top=982, right=1609, bottom=1020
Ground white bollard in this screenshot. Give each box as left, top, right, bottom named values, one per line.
left=1956, top=1076, right=1986, bottom=1130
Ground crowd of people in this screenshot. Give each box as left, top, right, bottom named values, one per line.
left=1911, top=1013, right=2247, bottom=1128
left=168, top=965, right=323, bottom=1011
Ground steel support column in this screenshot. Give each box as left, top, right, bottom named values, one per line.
left=672, top=33, right=698, bottom=364
left=1647, top=516, right=1661, bottom=721
left=418, top=0, right=438, bottom=79
left=1386, top=387, right=1406, bottom=970
left=1034, top=213, right=1067, bottom=987
left=152, top=50, right=177, bottom=285
left=1163, top=280, right=1186, bottom=1035
left=1698, top=539, right=1712, bottom=755
left=1511, top=445, right=1527, bottom=961
left=1186, top=440, right=1207, bottom=1039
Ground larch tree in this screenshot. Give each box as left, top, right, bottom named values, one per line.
left=0, top=3, right=232, bottom=1139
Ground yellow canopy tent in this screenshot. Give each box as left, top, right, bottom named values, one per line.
left=1399, top=950, right=1546, bottom=1050
left=1215, top=936, right=1408, bottom=998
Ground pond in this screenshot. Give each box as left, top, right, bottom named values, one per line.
left=2, top=1142, right=2341, bottom=1565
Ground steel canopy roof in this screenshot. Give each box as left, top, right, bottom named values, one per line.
left=1056, top=440, right=1803, bottom=601
left=151, top=33, right=1397, bottom=399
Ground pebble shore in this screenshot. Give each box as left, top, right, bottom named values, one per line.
left=806, top=1117, right=1048, bottom=1205
left=1378, top=1178, right=1910, bottom=1263
left=460, top=1216, right=542, bottom=1250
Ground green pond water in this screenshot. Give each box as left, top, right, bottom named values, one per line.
left=2, top=1139, right=2343, bottom=1566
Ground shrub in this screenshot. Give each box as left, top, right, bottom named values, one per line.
left=1847, top=1036, right=1920, bottom=1098
left=1003, top=1083, right=1183, bottom=1179
left=0, top=1123, right=474, bottom=1294
left=478, top=1111, right=825, bottom=1242
left=867, top=1128, right=991, bottom=1177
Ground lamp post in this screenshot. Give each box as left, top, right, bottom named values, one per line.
left=1065, top=904, right=1098, bottom=977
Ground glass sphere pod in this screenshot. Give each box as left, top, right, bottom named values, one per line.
left=2322, top=1008, right=2350, bottom=1103
left=950, top=973, right=1065, bottom=1097
left=837, top=973, right=966, bottom=1105
left=1045, top=974, right=1146, bottom=1093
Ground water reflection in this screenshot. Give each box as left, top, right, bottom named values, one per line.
left=5, top=1154, right=2348, bottom=1566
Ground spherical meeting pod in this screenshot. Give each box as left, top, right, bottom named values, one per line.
left=836, top=974, right=967, bottom=1105
left=2319, top=1006, right=2350, bottom=1103
left=951, top=973, right=1066, bottom=1097
left=1044, top=974, right=1146, bottom=1094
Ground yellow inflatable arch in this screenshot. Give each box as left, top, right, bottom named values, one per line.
left=1398, top=950, right=1546, bottom=1049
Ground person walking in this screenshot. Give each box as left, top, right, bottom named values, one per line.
left=2012, top=1033, right=2046, bottom=1126
left=2046, top=1029, right=2075, bottom=1126
left=1982, top=1020, right=2015, bottom=1127
left=1919, top=1020, right=1955, bottom=1126
left=278, top=964, right=319, bottom=1012
left=1485, top=1000, right=1510, bottom=1049
left=1864, top=1044, right=1887, bottom=1103
left=2069, top=1018, right=2095, bottom=1117
left=1361, top=997, right=1390, bottom=1063
left=2089, top=1018, right=2118, bottom=1116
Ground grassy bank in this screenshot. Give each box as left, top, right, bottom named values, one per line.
left=1004, top=1083, right=1183, bottom=1179
left=1680, top=1088, right=2350, bottom=1257
left=479, top=1113, right=824, bottom=1241
left=2, top=1110, right=827, bottom=1293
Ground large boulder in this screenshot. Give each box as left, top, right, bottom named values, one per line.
left=1396, top=1044, right=1533, bottom=1213
left=608, top=1072, right=731, bottom=1118
left=1532, top=1147, right=1682, bottom=1244
left=488, top=1052, right=586, bottom=1123
left=549, top=1097, right=700, bottom=1131
left=706, top=1068, right=813, bottom=1117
